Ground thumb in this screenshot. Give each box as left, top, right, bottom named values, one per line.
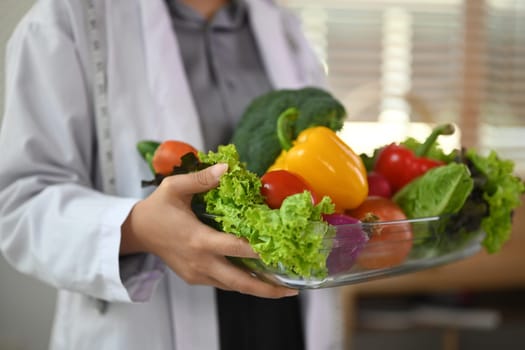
left=170, top=163, right=228, bottom=196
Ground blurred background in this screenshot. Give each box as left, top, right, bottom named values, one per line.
left=1, top=0, right=524, bottom=349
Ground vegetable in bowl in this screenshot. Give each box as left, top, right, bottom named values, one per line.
left=363, top=124, right=525, bottom=257
left=198, top=144, right=336, bottom=278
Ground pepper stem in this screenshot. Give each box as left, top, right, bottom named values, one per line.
left=276, top=107, right=299, bottom=151
left=415, top=123, right=455, bottom=157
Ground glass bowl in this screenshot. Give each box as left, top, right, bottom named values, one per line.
left=218, top=215, right=485, bottom=289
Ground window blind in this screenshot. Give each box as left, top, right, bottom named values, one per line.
left=280, top=0, right=525, bottom=174
left=283, top=0, right=463, bottom=124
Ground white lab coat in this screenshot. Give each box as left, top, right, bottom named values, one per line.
left=0, top=0, right=344, bottom=349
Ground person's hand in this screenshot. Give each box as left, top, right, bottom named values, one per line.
left=121, top=163, right=298, bottom=299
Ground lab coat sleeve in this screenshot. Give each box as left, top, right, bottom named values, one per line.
left=0, top=14, right=162, bottom=303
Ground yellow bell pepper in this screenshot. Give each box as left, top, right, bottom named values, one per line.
left=268, top=108, right=368, bottom=210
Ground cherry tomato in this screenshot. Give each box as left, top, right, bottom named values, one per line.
left=374, top=144, right=444, bottom=193
left=261, top=170, right=320, bottom=209
left=367, top=171, right=392, bottom=198
left=346, top=196, right=413, bottom=269
left=152, top=140, right=198, bottom=176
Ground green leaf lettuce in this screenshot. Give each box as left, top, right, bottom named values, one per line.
left=466, top=150, right=525, bottom=253
left=393, top=162, right=474, bottom=218
left=199, top=144, right=335, bottom=277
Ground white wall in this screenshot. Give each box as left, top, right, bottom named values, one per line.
left=1, top=1, right=58, bottom=350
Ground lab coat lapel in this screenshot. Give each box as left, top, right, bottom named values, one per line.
left=138, top=0, right=205, bottom=150
left=246, top=0, right=303, bottom=89
left=138, top=1, right=218, bottom=349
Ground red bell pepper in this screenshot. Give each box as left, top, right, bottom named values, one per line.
left=374, top=124, right=454, bottom=193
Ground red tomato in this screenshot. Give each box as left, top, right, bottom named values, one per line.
left=152, top=140, right=198, bottom=176
left=261, top=170, right=320, bottom=209
left=346, top=196, right=413, bottom=269
left=374, top=144, right=444, bottom=193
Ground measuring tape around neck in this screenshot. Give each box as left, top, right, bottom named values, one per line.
left=86, top=0, right=117, bottom=195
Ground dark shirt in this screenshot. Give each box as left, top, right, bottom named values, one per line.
left=164, top=1, right=304, bottom=349
left=166, top=0, right=273, bottom=151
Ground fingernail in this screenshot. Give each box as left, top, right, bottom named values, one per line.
left=285, top=289, right=299, bottom=297
left=210, top=163, right=228, bottom=179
